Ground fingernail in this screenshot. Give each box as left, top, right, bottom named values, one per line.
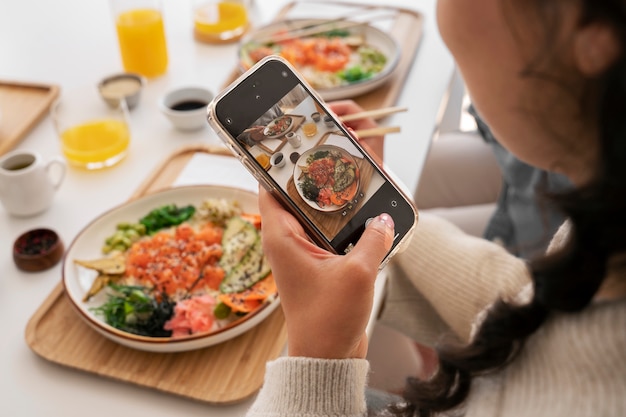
left=378, top=213, right=394, bottom=230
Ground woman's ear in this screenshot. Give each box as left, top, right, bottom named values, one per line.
left=575, top=23, right=621, bottom=76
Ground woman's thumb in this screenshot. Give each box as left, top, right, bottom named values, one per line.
left=350, top=213, right=395, bottom=267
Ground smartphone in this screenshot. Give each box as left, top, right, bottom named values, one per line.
left=207, top=56, right=417, bottom=267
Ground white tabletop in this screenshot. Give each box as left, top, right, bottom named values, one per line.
left=0, top=0, right=453, bottom=415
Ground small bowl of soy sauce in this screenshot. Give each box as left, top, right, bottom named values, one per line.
left=159, top=86, right=214, bottom=131
left=13, top=228, right=64, bottom=272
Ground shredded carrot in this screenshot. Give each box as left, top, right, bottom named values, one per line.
left=218, top=273, right=276, bottom=313
left=240, top=213, right=262, bottom=230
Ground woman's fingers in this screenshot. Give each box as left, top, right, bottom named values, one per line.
left=349, top=213, right=395, bottom=270
left=328, top=100, right=385, bottom=160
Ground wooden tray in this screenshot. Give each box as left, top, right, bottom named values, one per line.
left=25, top=145, right=287, bottom=405
left=0, top=81, right=59, bottom=156
left=223, top=1, right=423, bottom=111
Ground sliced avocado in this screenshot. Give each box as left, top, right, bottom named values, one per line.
left=219, top=216, right=258, bottom=272
left=220, top=238, right=271, bottom=294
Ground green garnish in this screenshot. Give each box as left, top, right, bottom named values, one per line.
left=307, top=150, right=330, bottom=164
left=139, top=204, right=196, bottom=234
left=317, top=29, right=350, bottom=38
left=90, top=284, right=175, bottom=337
left=340, top=66, right=373, bottom=82
left=213, top=302, right=232, bottom=320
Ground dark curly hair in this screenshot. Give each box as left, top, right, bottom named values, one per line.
left=392, top=1, right=626, bottom=416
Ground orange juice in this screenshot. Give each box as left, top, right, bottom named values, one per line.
left=61, top=119, right=130, bottom=169
left=302, top=122, right=318, bottom=138
left=193, top=1, right=249, bottom=43
left=116, top=8, right=168, bottom=77
left=254, top=153, right=271, bottom=170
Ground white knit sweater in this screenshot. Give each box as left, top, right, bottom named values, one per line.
left=246, top=214, right=626, bottom=417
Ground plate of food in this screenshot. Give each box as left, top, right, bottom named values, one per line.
left=239, top=19, right=400, bottom=100
left=62, top=185, right=279, bottom=353
left=263, top=114, right=294, bottom=139
left=294, top=145, right=360, bottom=212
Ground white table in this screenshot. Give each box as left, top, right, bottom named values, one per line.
left=0, top=0, right=453, bottom=415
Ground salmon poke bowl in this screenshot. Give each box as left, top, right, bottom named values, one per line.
left=238, top=19, right=400, bottom=100
left=62, top=185, right=280, bottom=352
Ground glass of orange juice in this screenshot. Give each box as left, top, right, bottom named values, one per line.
left=301, top=121, right=318, bottom=138
left=51, top=88, right=131, bottom=170
left=249, top=145, right=270, bottom=170
left=110, top=0, right=168, bottom=78
left=192, top=0, right=249, bottom=44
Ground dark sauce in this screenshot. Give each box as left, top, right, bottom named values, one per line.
left=14, top=229, right=58, bottom=255
left=5, top=162, right=33, bottom=171
left=170, top=100, right=207, bottom=111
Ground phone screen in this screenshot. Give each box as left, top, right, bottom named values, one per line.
left=212, top=58, right=416, bottom=256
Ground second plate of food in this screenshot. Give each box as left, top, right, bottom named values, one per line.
left=239, top=19, right=400, bottom=100
left=294, top=145, right=360, bottom=212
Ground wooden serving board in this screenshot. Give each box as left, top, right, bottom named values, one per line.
left=0, top=81, right=60, bottom=156
left=223, top=1, right=423, bottom=111
left=25, top=145, right=287, bottom=405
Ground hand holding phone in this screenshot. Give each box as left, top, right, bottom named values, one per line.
left=257, top=186, right=394, bottom=359
left=327, top=100, right=385, bottom=164
left=207, top=56, right=417, bottom=268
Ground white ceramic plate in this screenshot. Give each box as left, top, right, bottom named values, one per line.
left=239, top=19, right=400, bottom=100
left=293, top=145, right=360, bottom=212
left=263, top=114, right=295, bottom=138
left=62, top=185, right=280, bottom=353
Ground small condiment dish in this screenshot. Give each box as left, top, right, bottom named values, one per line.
left=98, top=72, right=145, bottom=110
left=13, top=228, right=64, bottom=272
left=159, top=86, right=214, bottom=131
left=270, top=152, right=286, bottom=168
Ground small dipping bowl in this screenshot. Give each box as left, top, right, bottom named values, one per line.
left=98, top=73, right=145, bottom=110
left=289, top=152, right=300, bottom=164
left=311, top=112, right=321, bottom=123
left=13, top=228, right=64, bottom=272
left=270, top=152, right=286, bottom=168
left=159, top=86, right=214, bottom=131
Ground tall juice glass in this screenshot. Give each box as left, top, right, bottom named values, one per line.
left=51, top=88, right=131, bottom=170
left=193, top=0, right=249, bottom=44
left=111, top=0, right=168, bottom=78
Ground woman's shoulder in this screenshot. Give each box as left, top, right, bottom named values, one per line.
left=467, top=297, right=626, bottom=417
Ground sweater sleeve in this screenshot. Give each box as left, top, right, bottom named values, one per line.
left=246, top=357, right=370, bottom=417
left=380, top=213, right=532, bottom=345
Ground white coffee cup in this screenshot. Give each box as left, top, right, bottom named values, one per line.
left=285, top=131, right=301, bottom=148
left=0, top=150, right=66, bottom=217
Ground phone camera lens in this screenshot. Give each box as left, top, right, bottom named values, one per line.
left=225, top=117, right=233, bottom=125
left=255, top=95, right=261, bottom=100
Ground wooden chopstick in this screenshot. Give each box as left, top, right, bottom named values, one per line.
left=354, top=126, right=401, bottom=137
left=339, top=106, right=408, bottom=122
left=276, top=4, right=381, bottom=34
left=253, top=13, right=395, bottom=44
